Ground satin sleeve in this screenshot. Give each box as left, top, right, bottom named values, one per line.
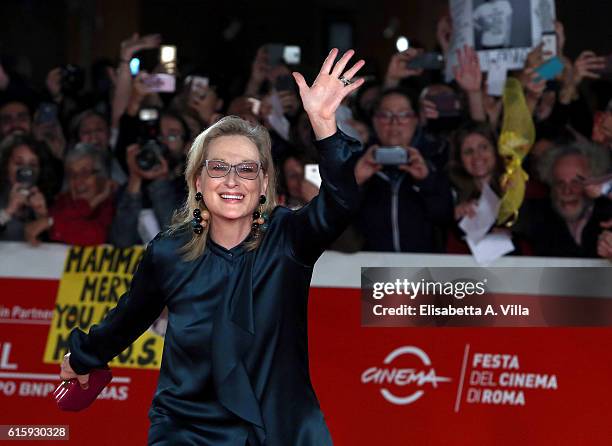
left=68, top=237, right=166, bottom=374
left=287, top=129, right=362, bottom=266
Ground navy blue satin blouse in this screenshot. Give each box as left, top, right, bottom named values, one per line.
left=68, top=130, right=362, bottom=445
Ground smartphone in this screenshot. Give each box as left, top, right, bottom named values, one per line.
left=144, top=73, right=176, bottom=93
left=129, top=57, right=140, bottom=76
left=16, top=166, right=38, bottom=188
left=426, top=92, right=461, bottom=118
left=374, top=147, right=409, bottom=165
left=266, top=44, right=301, bottom=66
left=34, top=102, right=58, bottom=125
left=283, top=46, right=301, bottom=65
left=304, top=164, right=322, bottom=188
left=541, top=32, right=557, bottom=61
left=160, top=45, right=177, bottom=64
left=406, top=52, right=444, bottom=70
left=185, top=75, right=209, bottom=98
left=534, top=56, right=564, bottom=81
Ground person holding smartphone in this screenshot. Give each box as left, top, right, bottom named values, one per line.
left=353, top=88, right=454, bottom=253
left=0, top=134, right=59, bottom=241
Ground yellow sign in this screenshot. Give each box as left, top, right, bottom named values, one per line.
left=43, top=245, right=164, bottom=369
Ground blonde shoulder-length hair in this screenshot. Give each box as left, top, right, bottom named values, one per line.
left=170, top=115, right=278, bottom=261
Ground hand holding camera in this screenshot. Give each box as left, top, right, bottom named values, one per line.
left=126, top=143, right=169, bottom=194
left=398, top=147, right=429, bottom=181
left=27, top=187, right=48, bottom=218
left=120, top=33, right=162, bottom=63
left=384, top=48, right=424, bottom=88
left=354, top=146, right=383, bottom=185
left=573, top=51, right=607, bottom=85
left=6, top=183, right=30, bottom=216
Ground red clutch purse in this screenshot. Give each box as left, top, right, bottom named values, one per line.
left=53, top=368, right=112, bottom=411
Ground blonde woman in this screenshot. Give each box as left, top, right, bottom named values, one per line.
left=59, top=49, right=364, bottom=445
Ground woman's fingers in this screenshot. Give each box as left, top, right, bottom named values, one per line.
left=319, top=48, right=339, bottom=76
left=291, top=72, right=308, bottom=97
left=331, top=49, right=355, bottom=78
left=343, top=77, right=365, bottom=96
left=342, top=59, right=365, bottom=80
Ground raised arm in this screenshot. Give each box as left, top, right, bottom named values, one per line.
left=286, top=49, right=365, bottom=265
left=292, top=48, right=364, bottom=139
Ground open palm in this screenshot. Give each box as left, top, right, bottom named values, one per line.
left=292, top=48, right=364, bottom=138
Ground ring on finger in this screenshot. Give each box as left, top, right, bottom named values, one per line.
left=339, top=76, right=353, bottom=87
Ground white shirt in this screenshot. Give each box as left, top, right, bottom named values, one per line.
left=473, top=1, right=513, bottom=48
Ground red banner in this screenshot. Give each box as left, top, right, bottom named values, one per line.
left=1, top=243, right=611, bottom=445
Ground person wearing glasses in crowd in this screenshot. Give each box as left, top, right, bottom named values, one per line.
left=59, top=49, right=365, bottom=446
left=24, top=143, right=116, bottom=246
left=353, top=88, right=453, bottom=252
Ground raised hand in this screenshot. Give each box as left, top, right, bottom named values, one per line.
left=453, top=45, right=482, bottom=93
left=573, top=51, right=605, bottom=85
left=120, top=33, right=162, bottom=62
left=384, top=48, right=424, bottom=88
left=292, top=48, right=365, bottom=139
left=354, top=145, right=383, bottom=185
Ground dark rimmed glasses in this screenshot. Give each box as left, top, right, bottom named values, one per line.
left=373, top=110, right=417, bottom=124
left=204, top=160, right=262, bottom=180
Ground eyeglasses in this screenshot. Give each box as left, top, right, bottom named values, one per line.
left=204, top=160, right=262, bottom=180
left=68, top=169, right=99, bottom=181
left=373, top=110, right=416, bottom=124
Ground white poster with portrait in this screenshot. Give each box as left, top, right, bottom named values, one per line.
left=445, top=0, right=556, bottom=80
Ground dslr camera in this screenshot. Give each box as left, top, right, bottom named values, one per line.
left=136, top=108, right=168, bottom=171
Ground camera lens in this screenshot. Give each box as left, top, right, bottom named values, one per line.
left=136, top=141, right=162, bottom=171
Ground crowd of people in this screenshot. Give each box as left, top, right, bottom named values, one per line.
left=1, top=17, right=611, bottom=260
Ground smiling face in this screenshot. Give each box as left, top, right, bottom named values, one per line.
left=373, top=93, right=418, bottom=147
left=67, top=156, right=103, bottom=203
left=460, top=132, right=497, bottom=180
left=78, top=114, right=109, bottom=150
left=551, top=154, right=590, bottom=222
left=196, top=135, right=268, bottom=225
left=0, top=102, right=31, bottom=138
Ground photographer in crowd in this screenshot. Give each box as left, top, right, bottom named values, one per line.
left=0, top=134, right=60, bottom=241
left=353, top=88, right=453, bottom=252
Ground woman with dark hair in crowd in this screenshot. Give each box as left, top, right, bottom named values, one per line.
left=0, top=134, right=60, bottom=241
left=59, top=49, right=365, bottom=445
left=446, top=122, right=505, bottom=253
left=449, top=121, right=505, bottom=219
left=353, top=87, right=453, bottom=252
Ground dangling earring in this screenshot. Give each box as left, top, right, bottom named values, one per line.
left=192, top=191, right=209, bottom=235
left=251, top=194, right=269, bottom=238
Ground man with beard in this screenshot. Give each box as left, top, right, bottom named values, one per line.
left=517, top=144, right=612, bottom=257
left=0, top=100, right=32, bottom=141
